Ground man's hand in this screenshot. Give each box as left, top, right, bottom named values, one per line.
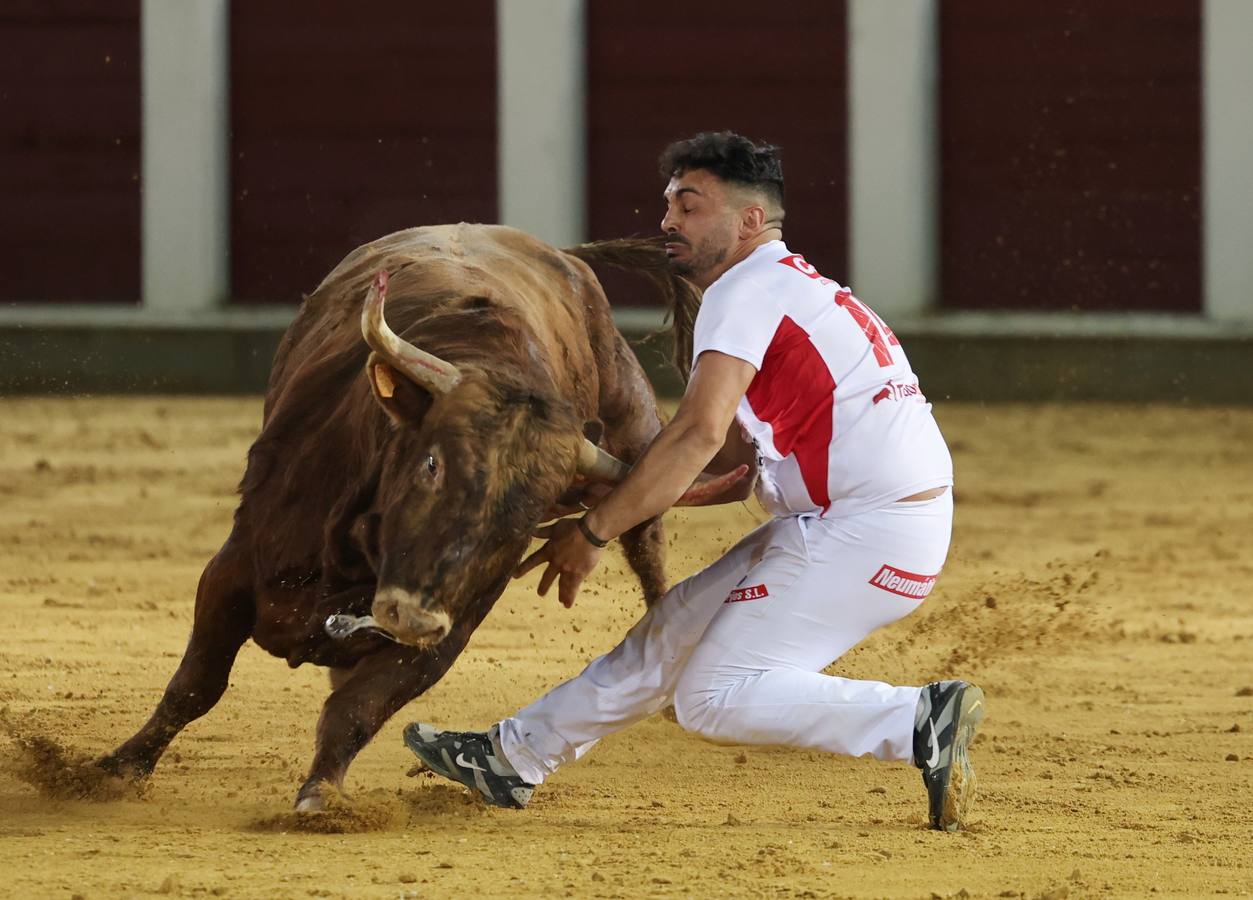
left=514, top=518, right=604, bottom=609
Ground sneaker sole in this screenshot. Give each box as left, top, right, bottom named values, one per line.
left=402, top=724, right=458, bottom=783
left=936, top=685, right=985, bottom=832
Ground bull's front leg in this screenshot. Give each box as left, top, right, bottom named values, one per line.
left=295, top=625, right=474, bottom=811
left=99, top=538, right=254, bottom=779
left=618, top=517, right=667, bottom=607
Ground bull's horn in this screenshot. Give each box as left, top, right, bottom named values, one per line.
left=577, top=440, right=631, bottom=482
left=361, top=271, right=462, bottom=395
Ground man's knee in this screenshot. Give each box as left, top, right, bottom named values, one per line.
left=673, top=667, right=736, bottom=740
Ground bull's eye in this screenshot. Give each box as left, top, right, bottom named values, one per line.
left=425, top=454, right=438, bottom=475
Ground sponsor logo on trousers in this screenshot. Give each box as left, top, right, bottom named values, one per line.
left=725, top=584, right=770, bottom=603
left=868, top=565, right=938, bottom=599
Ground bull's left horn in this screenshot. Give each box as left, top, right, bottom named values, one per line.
left=577, top=440, right=631, bottom=483
left=361, top=271, right=462, bottom=395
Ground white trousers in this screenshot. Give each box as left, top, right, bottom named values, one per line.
left=499, top=491, right=953, bottom=786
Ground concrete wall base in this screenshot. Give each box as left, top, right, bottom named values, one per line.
left=2, top=323, right=281, bottom=394
left=3, top=314, right=1249, bottom=403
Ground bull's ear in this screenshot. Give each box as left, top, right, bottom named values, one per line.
left=582, top=419, right=605, bottom=445
left=366, top=353, right=434, bottom=427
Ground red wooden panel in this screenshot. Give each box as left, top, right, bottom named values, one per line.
left=940, top=1, right=1201, bottom=312
left=230, top=1, right=497, bottom=303
left=587, top=1, right=847, bottom=306
left=0, top=2, right=140, bottom=303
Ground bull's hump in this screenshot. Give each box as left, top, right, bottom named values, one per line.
left=310, top=225, right=588, bottom=334
left=335, top=224, right=560, bottom=275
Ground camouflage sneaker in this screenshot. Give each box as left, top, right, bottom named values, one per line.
left=913, top=681, right=986, bottom=831
left=403, top=722, right=534, bottom=809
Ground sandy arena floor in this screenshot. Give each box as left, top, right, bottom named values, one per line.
left=1, top=397, right=1251, bottom=899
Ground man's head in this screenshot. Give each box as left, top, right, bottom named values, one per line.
left=658, top=132, right=785, bottom=287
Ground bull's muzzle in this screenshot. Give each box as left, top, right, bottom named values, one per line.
left=371, top=587, right=452, bottom=646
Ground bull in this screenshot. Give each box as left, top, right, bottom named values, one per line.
left=98, top=224, right=742, bottom=810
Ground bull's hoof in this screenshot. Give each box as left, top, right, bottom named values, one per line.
left=95, top=754, right=152, bottom=781
left=294, top=778, right=338, bottom=813
left=294, top=794, right=325, bottom=813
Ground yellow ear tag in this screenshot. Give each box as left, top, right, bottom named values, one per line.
left=374, top=363, right=396, bottom=399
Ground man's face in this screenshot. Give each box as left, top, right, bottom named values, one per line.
left=660, top=169, right=740, bottom=282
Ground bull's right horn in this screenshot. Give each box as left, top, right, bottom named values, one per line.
left=362, top=271, right=462, bottom=395
left=577, top=440, right=631, bottom=483
left=573, top=443, right=750, bottom=504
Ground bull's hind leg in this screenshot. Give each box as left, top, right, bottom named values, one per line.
left=295, top=629, right=472, bottom=811
left=99, top=539, right=254, bottom=779
left=620, top=518, right=668, bottom=607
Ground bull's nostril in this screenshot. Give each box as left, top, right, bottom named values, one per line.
left=371, top=589, right=451, bottom=645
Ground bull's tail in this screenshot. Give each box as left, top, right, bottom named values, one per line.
left=563, top=236, right=702, bottom=380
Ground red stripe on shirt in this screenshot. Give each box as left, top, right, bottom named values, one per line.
left=745, top=316, right=834, bottom=510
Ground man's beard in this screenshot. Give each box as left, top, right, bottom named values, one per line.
left=667, top=236, right=728, bottom=281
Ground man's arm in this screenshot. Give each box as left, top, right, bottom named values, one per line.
left=580, top=351, right=756, bottom=538
left=516, top=351, right=757, bottom=607
left=691, top=420, right=759, bottom=505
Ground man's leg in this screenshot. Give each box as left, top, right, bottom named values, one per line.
left=497, top=516, right=799, bottom=785
left=671, top=492, right=955, bottom=761
left=405, top=516, right=792, bottom=799
left=670, top=497, right=983, bottom=828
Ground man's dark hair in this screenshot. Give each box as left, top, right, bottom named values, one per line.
left=658, top=131, right=785, bottom=213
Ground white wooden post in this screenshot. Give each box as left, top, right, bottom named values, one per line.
left=141, top=0, right=230, bottom=313
left=496, top=0, right=586, bottom=247
left=848, top=0, right=939, bottom=320
left=1204, top=0, right=1253, bottom=322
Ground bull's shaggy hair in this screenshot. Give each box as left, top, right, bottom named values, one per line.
left=565, top=236, right=703, bottom=380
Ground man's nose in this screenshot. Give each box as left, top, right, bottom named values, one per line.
left=660, top=209, right=676, bottom=234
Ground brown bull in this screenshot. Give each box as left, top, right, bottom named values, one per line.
left=98, top=224, right=738, bottom=810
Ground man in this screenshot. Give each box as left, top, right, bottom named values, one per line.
left=404, top=132, right=985, bottom=830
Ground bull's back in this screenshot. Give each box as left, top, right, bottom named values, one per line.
left=311, top=224, right=596, bottom=325
left=271, top=225, right=605, bottom=411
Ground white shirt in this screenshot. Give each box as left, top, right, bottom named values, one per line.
left=691, top=240, right=953, bottom=519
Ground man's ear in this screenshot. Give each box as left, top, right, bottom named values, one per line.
left=740, top=204, right=768, bottom=236
left=366, top=352, right=435, bottom=427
